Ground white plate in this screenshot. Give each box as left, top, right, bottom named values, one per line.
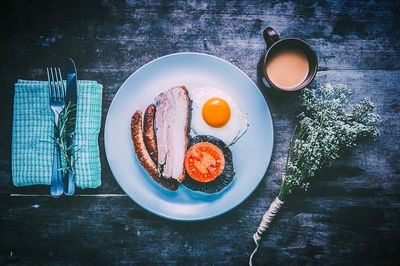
left=105, top=52, right=274, bottom=221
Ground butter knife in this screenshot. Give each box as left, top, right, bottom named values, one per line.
left=64, top=58, right=78, bottom=195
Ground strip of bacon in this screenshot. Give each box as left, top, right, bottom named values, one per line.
left=155, top=86, right=190, bottom=182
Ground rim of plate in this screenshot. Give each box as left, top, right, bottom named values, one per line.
left=104, top=52, right=274, bottom=221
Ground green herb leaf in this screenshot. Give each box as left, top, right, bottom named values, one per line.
left=53, top=101, right=77, bottom=175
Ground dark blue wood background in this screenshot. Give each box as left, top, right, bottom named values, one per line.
left=1, top=1, right=399, bottom=265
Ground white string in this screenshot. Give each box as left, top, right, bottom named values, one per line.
left=249, top=197, right=284, bottom=266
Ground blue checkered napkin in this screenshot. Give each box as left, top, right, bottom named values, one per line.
left=12, top=79, right=103, bottom=189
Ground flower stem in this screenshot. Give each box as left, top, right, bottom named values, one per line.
left=249, top=197, right=284, bottom=266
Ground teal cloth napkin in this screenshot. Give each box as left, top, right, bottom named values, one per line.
left=12, top=79, right=103, bottom=189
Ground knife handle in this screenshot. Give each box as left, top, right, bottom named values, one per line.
left=50, top=143, right=64, bottom=197
left=63, top=133, right=76, bottom=196
left=64, top=170, right=76, bottom=195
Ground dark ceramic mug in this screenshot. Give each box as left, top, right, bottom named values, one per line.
left=259, top=27, right=318, bottom=93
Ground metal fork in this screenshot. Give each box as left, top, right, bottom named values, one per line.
left=47, top=67, right=65, bottom=197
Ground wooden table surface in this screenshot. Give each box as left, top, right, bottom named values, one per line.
left=1, top=1, right=399, bottom=265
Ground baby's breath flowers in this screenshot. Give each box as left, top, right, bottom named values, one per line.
left=249, top=84, right=380, bottom=265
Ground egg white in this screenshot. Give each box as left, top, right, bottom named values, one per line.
left=189, top=87, right=248, bottom=145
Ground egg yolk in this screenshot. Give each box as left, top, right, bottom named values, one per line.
left=202, top=97, right=231, bottom=127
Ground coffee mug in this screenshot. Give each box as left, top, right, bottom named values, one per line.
left=259, top=27, right=318, bottom=93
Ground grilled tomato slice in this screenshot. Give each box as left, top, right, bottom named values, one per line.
left=184, top=142, right=225, bottom=183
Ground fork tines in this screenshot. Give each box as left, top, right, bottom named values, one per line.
left=47, top=67, right=65, bottom=101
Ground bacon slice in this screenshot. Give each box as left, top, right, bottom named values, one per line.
left=155, top=86, right=190, bottom=182
left=143, top=104, right=158, bottom=163
left=131, top=110, right=178, bottom=191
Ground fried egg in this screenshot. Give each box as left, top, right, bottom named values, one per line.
left=189, top=87, right=248, bottom=145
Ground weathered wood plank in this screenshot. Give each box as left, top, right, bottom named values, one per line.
left=0, top=194, right=399, bottom=265
left=1, top=37, right=399, bottom=74
left=0, top=0, right=399, bottom=73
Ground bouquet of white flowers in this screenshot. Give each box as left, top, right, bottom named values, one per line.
left=249, top=84, right=380, bottom=265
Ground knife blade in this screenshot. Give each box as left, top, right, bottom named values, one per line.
left=64, top=58, right=78, bottom=195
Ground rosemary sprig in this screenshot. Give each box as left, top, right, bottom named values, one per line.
left=53, top=101, right=78, bottom=175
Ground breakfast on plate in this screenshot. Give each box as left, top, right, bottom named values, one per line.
left=130, top=85, right=248, bottom=194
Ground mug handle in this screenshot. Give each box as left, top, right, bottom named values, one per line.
left=263, top=27, right=279, bottom=47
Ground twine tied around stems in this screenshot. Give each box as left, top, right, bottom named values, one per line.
left=249, top=197, right=284, bottom=266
